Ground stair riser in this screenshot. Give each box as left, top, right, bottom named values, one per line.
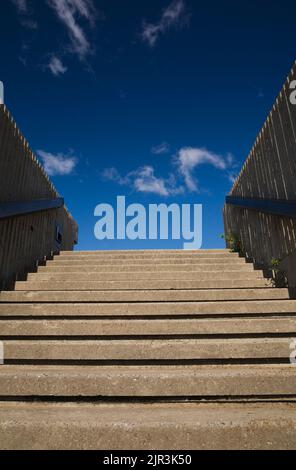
left=28, top=271, right=263, bottom=281
left=1, top=300, right=296, bottom=316
left=1, top=338, right=292, bottom=360
left=0, top=289, right=289, bottom=303
left=1, top=317, right=295, bottom=336
left=37, top=264, right=255, bottom=272
left=55, top=254, right=239, bottom=261
left=0, top=367, right=295, bottom=397
left=61, top=249, right=231, bottom=255
left=14, top=279, right=269, bottom=291
left=1, top=402, right=296, bottom=450
left=48, top=258, right=245, bottom=265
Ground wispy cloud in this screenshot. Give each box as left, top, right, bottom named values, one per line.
left=132, top=166, right=172, bottom=196
left=103, top=144, right=237, bottom=196
left=47, top=0, right=97, bottom=59
left=37, top=150, right=77, bottom=176
left=21, top=18, right=38, bottom=29
left=11, top=0, right=99, bottom=71
left=48, top=55, right=68, bottom=76
left=258, top=89, right=264, bottom=98
left=141, top=0, right=188, bottom=47
left=102, top=165, right=184, bottom=197
left=11, top=0, right=28, bottom=13
left=151, top=142, right=170, bottom=155
left=101, top=143, right=238, bottom=196
left=10, top=0, right=38, bottom=29
left=176, top=147, right=235, bottom=191
left=101, top=167, right=123, bottom=183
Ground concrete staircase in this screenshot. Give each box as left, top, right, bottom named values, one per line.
left=0, top=249, right=296, bottom=449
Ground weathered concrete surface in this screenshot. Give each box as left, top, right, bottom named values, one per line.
left=1, top=248, right=296, bottom=450
left=0, top=316, right=294, bottom=336
left=48, top=257, right=245, bottom=265
left=0, top=288, right=289, bottom=302
left=0, top=365, right=295, bottom=397
left=1, top=299, right=296, bottom=316
left=55, top=252, right=239, bottom=260
left=0, top=402, right=296, bottom=449
left=38, top=263, right=255, bottom=272
left=2, top=338, right=292, bottom=361
left=59, top=249, right=232, bottom=255
left=14, top=278, right=269, bottom=290
left=27, top=270, right=263, bottom=281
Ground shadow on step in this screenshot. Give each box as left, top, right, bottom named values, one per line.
left=1, top=395, right=296, bottom=404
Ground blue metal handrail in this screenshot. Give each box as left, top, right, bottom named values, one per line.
left=226, top=195, right=296, bottom=218
left=0, top=197, right=64, bottom=220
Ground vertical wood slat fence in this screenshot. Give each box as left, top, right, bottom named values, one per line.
left=0, top=104, right=78, bottom=289
left=224, top=61, right=296, bottom=269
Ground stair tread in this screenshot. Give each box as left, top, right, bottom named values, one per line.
left=38, top=264, right=256, bottom=272
left=14, top=279, right=270, bottom=290
left=1, top=316, right=295, bottom=335
left=0, top=364, right=295, bottom=397
left=28, top=271, right=263, bottom=280
left=0, top=402, right=296, bottom=449
left=2, top=337, right=292, bottom=360
left=1, top=363, right=294, bottom=377
left=0, top=288, right=289, bottom=303
left=1, top=299, right=296, bottom=316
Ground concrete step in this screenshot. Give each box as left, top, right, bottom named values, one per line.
left=2, top=338, right=292, bottom=361
left=1, top=316, right=294, bottom=336
left=0, top=247, right=293, bottom=451
left=38, top=263, right=255, bottom=273
left=0, top=365, right=295, bottom=397
left=0, top=402, right=296, bottom=449
left=1, top=300, right=296, bottom=317
left=62, top=249, right=231, bottom=255
left=0, top=288, right=289, bottom=303
left=28, top=270, right=263, bottom=281
left=48, top=258, right=246, bottom=266
left=14, top=279, right=270, bottom=291
left=55, top=253, right=239, bottom=260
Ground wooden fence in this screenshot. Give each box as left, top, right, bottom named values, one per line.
left=0, top=104, right=78, bottom=289
left=224, top=61, right=296, bottom=269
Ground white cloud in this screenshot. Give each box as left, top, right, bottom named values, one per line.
left=133, top=166, right=170, bottom=196
left=225, top=153, right=235, bottom=167
left=11, top=0, right=28, bottom=13
left=102, top=145, right=237, bottom=196
left=102, top=165, right=184, bottom=196
left=101, top=167, right=122, bottom=183
left=141, top=0, right=187, bottom=47
left=48, top=56, right=68, bottom=76
left=11, top=0, right=98, bottom=69
left=11, top=0, right=38, bottom=28
left=70, top=0, right=96, bottom=24
left=20, top=18, right=38, bottom=29
left=37, top=150, right=77, bottom=176
left=47, top=0, right=96, bottom=59
left=151, top=142, right=170, bottom=155
left=176, top=147, right=232, bottom=192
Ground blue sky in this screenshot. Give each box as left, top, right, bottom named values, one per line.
left=0, top=0, right=295, bottom=250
